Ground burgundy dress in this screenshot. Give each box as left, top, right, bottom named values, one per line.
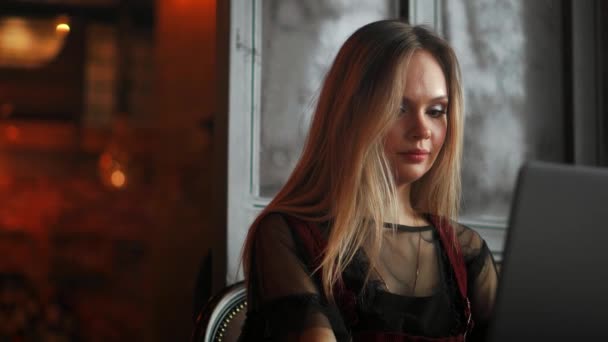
left=239, top=213, right=498, bottom=341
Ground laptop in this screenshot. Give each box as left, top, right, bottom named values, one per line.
left=488, top=161, right=608, bottom=341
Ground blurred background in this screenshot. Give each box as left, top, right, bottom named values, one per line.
left=0, top=0, right=220, bottom=340
left=0, top=0, right=606, bottom=341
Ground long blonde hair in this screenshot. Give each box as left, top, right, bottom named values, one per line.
left=243, top=20, right=464, bottom=299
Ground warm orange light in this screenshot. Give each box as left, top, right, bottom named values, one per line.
left=110, top=169, right=126, bottom=188
left=56, top=23, right=70, bottom=34
left=5, top=125, right=19, bottom=141
left=0, top=17, right=69, bottom=68
left=99, top=152, right=113, bottom=169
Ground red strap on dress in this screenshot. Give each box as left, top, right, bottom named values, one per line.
left=427, top=215, right=474, bottom=339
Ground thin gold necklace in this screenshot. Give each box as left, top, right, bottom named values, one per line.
left=380, top=230, right=423, bottom=295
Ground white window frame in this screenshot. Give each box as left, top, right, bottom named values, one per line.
left=226, top=0, right=265, bottom=284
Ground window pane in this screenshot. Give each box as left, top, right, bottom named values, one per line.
left=258, top=0, right=398, bottom=197
left=441, top=0, right=566, bottom=223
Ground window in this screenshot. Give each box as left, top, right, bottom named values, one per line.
left=226, top=0, right=607, bottom=281
left=227, top=0, right=402, bottom=282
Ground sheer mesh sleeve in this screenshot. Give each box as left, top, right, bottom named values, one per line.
left=246, top=213, right=339, bottom=340
left=456, top=224, right=499, bottom=340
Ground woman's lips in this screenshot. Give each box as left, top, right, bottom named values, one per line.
left=398, top=150, right=430, bottom=163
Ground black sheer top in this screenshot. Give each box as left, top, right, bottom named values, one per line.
left=240, top=213, right=498, bottom=341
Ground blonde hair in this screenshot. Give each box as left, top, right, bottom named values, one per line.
left=243, top=20, right=464, bottom=299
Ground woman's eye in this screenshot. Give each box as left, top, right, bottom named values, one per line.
left=399, top=104, right=408, bottom=115
left=427, top=107, right=447, bottom=118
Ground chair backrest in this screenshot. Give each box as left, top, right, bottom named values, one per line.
left=191, top=281, right=247, bottom=342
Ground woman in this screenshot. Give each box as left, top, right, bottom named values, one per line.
left=239, top=20, right=498, bottom=341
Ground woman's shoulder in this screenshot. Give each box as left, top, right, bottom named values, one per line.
left=427, top=216, right=484, bottom=252
left=444, top=220, right=487, bottom=262
left=252, top=212, right=294, bottom=247
left=257, top=212, right=290, bottom=231
left=253, top=212, right=322, bottom=244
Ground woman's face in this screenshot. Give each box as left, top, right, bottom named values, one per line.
left=384, top=50, right=449, bottom=186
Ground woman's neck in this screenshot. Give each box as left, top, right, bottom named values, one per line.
left=394, top=184, right=428, bottom=226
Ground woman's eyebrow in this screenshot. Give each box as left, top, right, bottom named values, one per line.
left=401, top=95, right=449, bottom=103
left=431, top=95, right=449, bottom=102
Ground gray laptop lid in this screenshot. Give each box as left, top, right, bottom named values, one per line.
left=488, top=161, right=608, bottom=341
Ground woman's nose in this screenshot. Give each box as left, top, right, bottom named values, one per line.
left=408, top=114, right=432, bottom=140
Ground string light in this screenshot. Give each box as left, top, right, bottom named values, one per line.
left=55, top=23, right=70, bottom=34
left=55, top=15, right=70, bottom=34
left=110, top=169, right=126, bottom=188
